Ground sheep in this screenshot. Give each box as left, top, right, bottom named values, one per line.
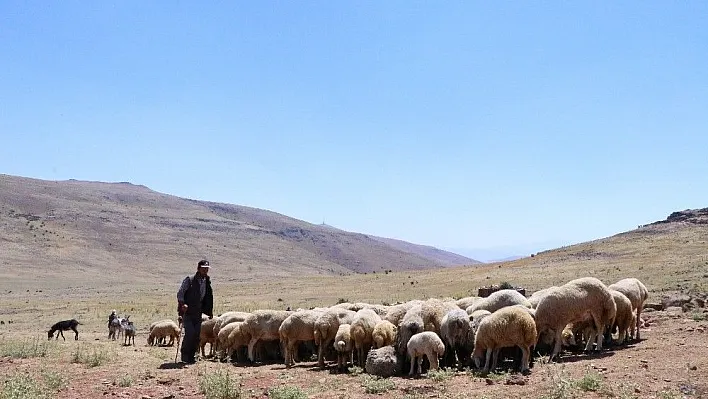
left=534, top=277, right=617, bottom=360
left=529, top=287, right=559, bottom=309
left=455, top=296, right=483, bottom=310
left=440, top=308, right=473, bottom=370
left=212, top=313, right=251, bottom=353
left=472, top=305, right=537, bottom=373
left=397, top=299, right=457, bottom=356
left=407, top=331, right=445, bottom=376
left=372, top=320, right=397, bottom=349
left=382, top=300, right=423, bottom=326
left=215, top=321, right=242, bottom=360
left=608, top=289, right=634, bottom=345
left=48, top=319, right=81, bottom=341
left=333, top=302, right=389, bottom=316
left=147, top=320, right=180, bottom=346
left=199, top=318, right=219, bottom=358
left=469, top=309, right=492, bottom=333
left=242, top=310, right=292, bottom=363
left=313, top=307, right=356, bottom=368
left=466, top=289, right=532, bottom=315
left=219, top=321, right=248, bottom=362
left=350, top=308, right=382, bottom=367
left=608, top=278, right=649, bottom=340
left=278, top=309, right=325, bottom=367
left=333, top=323, right=354, bottom=372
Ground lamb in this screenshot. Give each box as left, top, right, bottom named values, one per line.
left=472, top=305, right=537, bottom=373
left=47, top=319, right=81, bottom=341
left=223, top=322, right=249, bottom=362
left=528, top=287, right=559, bottom=308
left=212, top=311, right=251, bottom=350
left=215, top=321, right=242, bottom=360
left=313, top=307, right=356, bottom=368
left=242, top=310, right=292, bottom=363
left=440, top=308, right=473, bottom=370
left=350, top=308, right=382, bottom=367
left=147, top=319, right=180, bottom=346
left=382, top=300, right=423, bottom=326
left=333, top=323, right=354, bottom=372
left=407, top=331, right=445, bottom=376
left=608, top=278, right=649, bottom=340
left=455, top=296, right=483, bottom=310
left=199, top=318, right=219, bottom=358
left=534, top=277, right=617, bottom=360
left=469, top=309, right=492, bottom=333
left=278, top=309, right=325, bottom=367
left=608, top=289, right=634, bottom=345
left=466, top=289, right=532, bottom=315
left=372, top=320, right=397, bottom=349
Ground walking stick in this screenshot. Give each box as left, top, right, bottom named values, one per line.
left=174, top=317, right=183, bottom=363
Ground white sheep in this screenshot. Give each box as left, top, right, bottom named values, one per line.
left=199, top=318, right=219, bottom=358
left=350, top=308, right=382, bottom=367
left=279, top=309, right=325, bottom=367
left=242, top=310, right=292, bottom=363
left=608, top=278, right=649, bottom=340
left=382, top=300, right=423, bottom=326
left=455, top=296, right=482, bottom=310
left=466, top=289, right=532, bottom=315
left=215, top=321, right=242, bottom=360
left=528, top=286, right=559, bottom=309
left=224, top=322, right=249, bottom=362
left=472, top=305, right=538, bottom=373
left=333, top=323, right=354, bottom=371
left=313, top=307, right=356, bottom=368
left=608, top=289, right=634, bottom=344
left=372, top=320, right=397, bottom=349
left=407, top=331, right=445, bottom=376
left=213, top=312, right=251, bottom=353
left=535, top=277, right=617, bottom=360
left=147, top=319, right=180, bottom=346
left=440, top=308, right=473, bottom=370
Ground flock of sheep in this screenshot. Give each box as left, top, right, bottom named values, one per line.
left=138, top=276, right=648, bottom=377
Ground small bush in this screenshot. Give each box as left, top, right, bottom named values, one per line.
left=41, top=370, right=67, bottom=392
left=198, top=369, right=241, bottom=399
left=1, top=373, right=47, bottom=399
left=499, top=281, right=515, bottom=290
left=0, top=338, right=50, bottom=359
left=267, top=385, right=308, bottom=399
left=336, top=298, right=348, bottom=304
left=540, top=365, right=574, bottom=399
left=70, top=345, right=110, bottom=368
left=347, top=366, right=364, bottom=376
left=576, top=370, right=602, bottom=392
left=428, top=368, right=455, bottom=382
left=116, top=375, right=133, bottom=388
left=360, top=375, right=395, bottom=394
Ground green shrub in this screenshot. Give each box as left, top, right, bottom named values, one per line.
left=576, top=370, right=602, bottom=392
left=116, top=375, right=133, bottom=388
left=0, top=338, right=50, bottom=359
left=70, top=345, right=110, bottom=367
left=360, top=375, right=395, bottom=394
left=41, top=370, right=67, bottom=392
left=1, top=373, right=47, bottom=399
left=428, top=368, right=455, bottom=382
left=198, top=369, right=241, bottom=399
left=499, top=281, right=515, bottom=290
left=267, top=385, right=308, bottom=399
left=347, top=366, right=364, bottom=376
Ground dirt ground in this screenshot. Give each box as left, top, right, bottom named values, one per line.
left=1, top=308, right=707, bottom=399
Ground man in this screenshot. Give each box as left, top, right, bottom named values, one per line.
left=177, top=259, right=214, bottom=364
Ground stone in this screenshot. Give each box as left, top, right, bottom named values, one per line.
left=662, top=293, right=692, bottom=309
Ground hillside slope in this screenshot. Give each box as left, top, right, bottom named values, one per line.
left=0, top=174, right=477, bottom=289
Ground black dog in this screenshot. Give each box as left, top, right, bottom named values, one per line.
left=48, top=319, right=81, bottom=341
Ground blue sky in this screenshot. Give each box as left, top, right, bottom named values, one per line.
left=1, top=2, right=707, bottom=261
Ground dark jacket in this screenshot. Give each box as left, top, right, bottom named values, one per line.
left=179, top=274, right=213, bottom=318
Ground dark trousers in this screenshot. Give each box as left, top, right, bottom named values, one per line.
left=181, top=314, right=202, bottom=363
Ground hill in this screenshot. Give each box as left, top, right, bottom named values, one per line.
left=0, top=174, right=478, bottom=290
